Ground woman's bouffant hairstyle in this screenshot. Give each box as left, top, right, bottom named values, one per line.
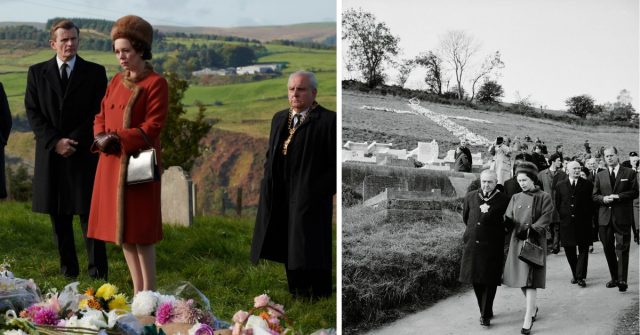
left=111, top=15, right=153, bottom=60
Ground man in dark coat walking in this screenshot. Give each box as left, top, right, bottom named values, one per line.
left=556, top=161, right=593, bottom=287
left=25, top=19, right=108, bottom=279
left=454, top=138, right=472, bottom=172
left=0, top=82, right=11, bottom=199
left=251, top=71, right=336, bottom=298
left=592, top=147, right=639, bottom=292
left=459, top=169, right=509, bottom=327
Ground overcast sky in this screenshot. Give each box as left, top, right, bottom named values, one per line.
left=343, top=0, right=639, bottom=111
left=0, top=0, right=336, bottom=27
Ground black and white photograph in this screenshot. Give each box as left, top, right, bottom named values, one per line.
left=341, top=0, right=639, bottom=334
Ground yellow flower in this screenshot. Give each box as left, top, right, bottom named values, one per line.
left=96, top=283, right=118, bottom=300
left=108, top=293, right=129, bottom=311
left=78, top=299, right=88, bottom=310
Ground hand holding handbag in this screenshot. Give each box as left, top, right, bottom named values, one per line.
left=127, top=128, right=159, bottom=185
left=518, top=228, right=544, bottom=267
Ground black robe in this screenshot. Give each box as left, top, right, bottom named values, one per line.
left=459, top=189, right=510, bottom=285
left=25, top=56, right=107, bottom=214
left=251, top=104, right=336, bottom=270
left=555, top=178, right=593, bottom=246
left=0, top=82, right=11, bottom=198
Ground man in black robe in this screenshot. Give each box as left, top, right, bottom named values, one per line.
left=0, top=82, right=11, bottom=199
left=251, top=71, right=336, bottom=298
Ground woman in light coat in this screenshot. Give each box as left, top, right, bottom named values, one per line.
left=489, top=137, right=512, bottom=185
left=503, top=161, right=554, bottom=334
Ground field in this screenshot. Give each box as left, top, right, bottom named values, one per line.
left=0, top=201, right=336, bottom=333
left=342, top=90, right=639, bottom=159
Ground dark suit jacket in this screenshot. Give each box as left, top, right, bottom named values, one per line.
left=251, top=104, right=336, bottom=270
left=592, top=165, right=639, bottom=234
left=555, top=178, right=593, bottom=246
left=25, top=56, right=107, bottom=214
left=0, top=82, right=11, bottom=198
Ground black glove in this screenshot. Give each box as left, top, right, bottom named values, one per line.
left=634, top=229, right=639, bottom=245
left=94, top=132, right=121, bottom=154
left=516, top=228, right=529, bottom=241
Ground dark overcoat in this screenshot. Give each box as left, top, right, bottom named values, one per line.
left=592, top=166, right=639, bottom=234
left=25, top=56, right=107, bottom=214
left=0, top=82, right=11, bottom=198
left=251, top=104, right=336, bottom=270
left=459, top=189, right=510, bottom=285
left=555, top=178, right=593, bottom=246
left=453, top=147, right=472, bottom=172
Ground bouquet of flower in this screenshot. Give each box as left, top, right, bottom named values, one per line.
left=0, top=259, right=40, bottom=314
left=78, top=284, right=128, bottom=313
left=231, top=294, right=295, bottom=335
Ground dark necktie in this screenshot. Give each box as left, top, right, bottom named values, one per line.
left=293, top=113, right=301, bottom=128
left=571, top=180, right=576, bottom=189
left=60, top=63, right=69, bottom=92
left=609, top=168, right=616, bottom=188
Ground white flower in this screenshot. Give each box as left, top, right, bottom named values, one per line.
left=245, top=315, right=269, bottom=331
left=131, top=291, right=158, bottom=316
left=156, top=293, right=177, bottom=306
left=3, top=330, right=28, bottom=335
left=65, top=315, right=79, bottom=328
left=79, top=309, right=108, bottom=330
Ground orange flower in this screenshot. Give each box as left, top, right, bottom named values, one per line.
left=87, top=298, right=102, bottom=310
left=259, top=311, right=270, bottom=320
left=85, top=288, right=95, bottom=296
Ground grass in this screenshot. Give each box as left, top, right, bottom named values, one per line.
left=0, top=201, right=336, bottom=334
left=342, top=204, right=465, bottom=334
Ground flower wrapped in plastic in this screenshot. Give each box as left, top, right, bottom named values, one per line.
left=231, top=294, right=295, bottom=335
left=0, top=260, right=41, bottom=314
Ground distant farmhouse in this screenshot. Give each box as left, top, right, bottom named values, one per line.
left=192, top=63, right=284, bottom=77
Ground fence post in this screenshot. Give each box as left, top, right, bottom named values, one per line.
left=236, top=187, right=242, bottom=216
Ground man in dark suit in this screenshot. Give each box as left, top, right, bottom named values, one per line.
left=592, top=147, right=639, bottom=292
left=556, top=161, right=593, bottom=287
left=0, top=83, right=11, bottom=199
left=459, top=169, right=509, bottom=327
left=251, top=71, right=336, bottom=298
left=25, top=19, right=108, bottom=279
left=531, top=144, right=548, bottom=173
left=454, top=138, right=472, bottom=172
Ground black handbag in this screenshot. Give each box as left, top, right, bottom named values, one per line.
left=126, top=128, right=159, bottom=185
left=518, top=229, right=544, bottom=267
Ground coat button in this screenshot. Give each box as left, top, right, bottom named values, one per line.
left=571, top=204, right=574, bottom=207
left=571, top=215, right=575, bottom=218
left=477, top=222, right=481, bottom=225
left=476, top=240, right=480, bottom=244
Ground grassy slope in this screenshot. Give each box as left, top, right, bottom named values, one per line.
left=0, top=201, right=336, bottom=333
left=342, top=90, right=639, bottom=159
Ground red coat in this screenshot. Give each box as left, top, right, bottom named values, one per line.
left=88, top=69, right=168, bottom=245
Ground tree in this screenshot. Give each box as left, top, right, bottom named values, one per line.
left=438, top=30, right=479, bottom=100
left=476, top=80, right=504, bottom=104
left=342, top=8, right=400, bottom=88
left=608, top=89, right=637, bottom=121
left=161, top=73, right=214, bottom=171
left=414, top=51, right=444, bottom=95
left=396, top=58, right=414, bottom=87
left=469, top=51, right=504, bottom=101
left=565, top=94, right=596, bottom=118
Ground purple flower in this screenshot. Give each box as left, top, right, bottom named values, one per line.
left=194, top=323, right=215, bottom=335
left=33, top=308, right=60, bottom=325
left=155, top=302, right=174, bottom=325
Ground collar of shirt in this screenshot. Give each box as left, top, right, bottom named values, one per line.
left=291, top=108, right=309, bottom=120
left=568, top=177, right=579, bottom=185
left=609, top=164, right=620, bottom=175
left=56, top=55, right=76, bottom=73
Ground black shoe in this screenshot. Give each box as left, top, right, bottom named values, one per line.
left=589, top=246, right=594, bottom=253
left=578, top=279, right=586, bottom=287
left=532, top=307, right=539, bottom=322
left=521, top=321, right=533, bottom=335
left=571, top=278, right=578, bottom=284
left=551, top=248, right=560, bottom=254
left=606, top=280, right=619, bottom=288
left=480, top=317, right=490, bottom=327
left=618, top=281, right=628, bottom=292
left=486, top=312, right=493, bottom=320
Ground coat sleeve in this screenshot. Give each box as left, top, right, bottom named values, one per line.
left=0, top=83, right=11, bottom=145
left=504, top=196, right=515, bottom=231
left=531, top=192, right=553, bottom=235
left=118, top=76, right=169, bottom=154
left=25, top=66, right=61, bottom=151
left=592, top=173, right=606, bottom=204
left=462, top=194, right=470, bottom=226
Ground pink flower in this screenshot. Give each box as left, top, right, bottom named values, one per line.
left=33, top=308, right=59, bottom=325
left=155, top=302, right=174, bottom=325
left=232, top=310, right=249, bottom=324
left=232, top=323, right=242, bottom=335
left=194, top=323, right=215, bottom=335
left=253, top=294, right=270, bottom=308
left=268, top=304, right=284, bottom=318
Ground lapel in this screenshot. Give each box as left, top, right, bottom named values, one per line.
left=270, top=110, right=288, bottom=157
left=296, top=103, right=320, bottom=132
left=613, top=166, right=624, bottom=192
left=602, top=169, right=614, bottom=194
left=44, top=57, right=64, bottom=99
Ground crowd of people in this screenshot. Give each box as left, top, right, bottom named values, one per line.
left=459, top=140, right=639, bottom=334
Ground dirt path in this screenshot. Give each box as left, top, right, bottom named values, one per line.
left=366, top=242, right=639, bottom=335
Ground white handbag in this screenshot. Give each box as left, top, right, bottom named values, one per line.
left=126, top=128, right=159, bottom=185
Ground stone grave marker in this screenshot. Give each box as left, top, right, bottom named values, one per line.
left=161, top=166, right=193, bottom=226
left=362, top=175, right=408, bottom=200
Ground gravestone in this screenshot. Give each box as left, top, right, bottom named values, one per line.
left=161, top=166, right=193, bottom=226
left=368, top=142, right=392, bottom=154
left=387, top=149, right=407, bottom=159
left=342, top=150, right=376, bottom=163
left=443, top=149, right=456, bottom=163
left=471, top=152, right=483, bottom=166
left=416, top=140, right=439, bottom=163
left=343, top=140, right=369, bottom=152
